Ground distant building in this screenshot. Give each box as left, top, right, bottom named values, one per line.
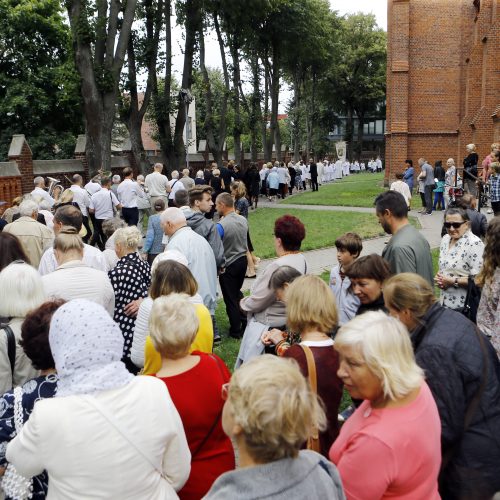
left=385, top=0, right=499, bottom=179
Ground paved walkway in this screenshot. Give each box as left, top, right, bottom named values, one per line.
left=241, top=203, right=489, bottom=292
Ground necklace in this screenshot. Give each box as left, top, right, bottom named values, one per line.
left=280, top=250, right=300, bottom=257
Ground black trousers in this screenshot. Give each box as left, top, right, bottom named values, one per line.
left=311, top=175, right=319, bottom=191
left=424, top=185, right=433, bottom=213
left=82, top=215, right=92, bottom=244
left=90, top=218, right=107, bottom=250
left=219, top=255, right=247, bottom=337
left=122, top=207, right=139, bottom=226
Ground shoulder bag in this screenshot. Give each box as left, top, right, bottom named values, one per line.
left=2, top=324, right=16, bottom=381
left=459, top=276, right=481, bottom=323
left=1, top=386, right=33, bottom=500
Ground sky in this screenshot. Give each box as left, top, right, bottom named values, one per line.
left=169, top=0, right=387, bottom=112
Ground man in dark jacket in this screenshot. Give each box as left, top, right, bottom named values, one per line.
left=309, top=158, right=318, bottom=191
left=411, top=302, right=500, bottom=499
left=185, top=185, right=225, bottom=271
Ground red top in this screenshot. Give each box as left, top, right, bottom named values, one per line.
left=284, top=341, right=343, bottom=456
left=329, top=382, right=441, bottom=499
left=155, top=352, right=235, bottom=500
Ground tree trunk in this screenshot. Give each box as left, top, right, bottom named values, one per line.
left=230, top=36, right=242, bottom=166
left=67, top=0, right=137, bottom=176
left=292, top=69, right=301, bottom=162
left=268, top=45, right=280, bottom=162
left=356, top=111, right=364, bottom=161
left=310, top=71, right=317, bottom=159
left=172, top=0, right=201, bottom=169
left=262, top=58, right=270, bottom=162
left=250, top=52, right=260, bottom=162
left=345, top=106, right=354, bottom=160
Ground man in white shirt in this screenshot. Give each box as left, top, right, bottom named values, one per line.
left=39, top=205, right=107, bottom=275
left=70, top=174, right=92, bottom=242
left=167, top=170, right=186, bottom=207
left=117, top=167, right=146, bottom=226
left=31, top=177, right=55, bottom=207
left=145, top=163, right=169, bottom=207
left=89, top=177, right=122, bottom=250
left=84, top=175, right=102, bottom=195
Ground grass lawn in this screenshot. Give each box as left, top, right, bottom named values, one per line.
left=283, top=171, right=387, bottom=208
left=248, top=208, right=385, bottom=259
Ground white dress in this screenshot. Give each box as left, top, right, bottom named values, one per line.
left=438, top=231, right=484, bottom=309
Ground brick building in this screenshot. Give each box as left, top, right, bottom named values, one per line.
left=385, top=0, right=499, bottom=181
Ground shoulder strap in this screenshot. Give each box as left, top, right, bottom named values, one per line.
left=299, top=344, right=317, bottom=394
left=85, top=395, right=165, bottom=478
left=2, top=325, right=16, bottom=378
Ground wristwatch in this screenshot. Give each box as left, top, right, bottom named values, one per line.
left=454, top=277, right=459, bottom=288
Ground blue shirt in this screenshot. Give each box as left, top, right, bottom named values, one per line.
left=267, top=172, right=279, bottom=189
left=143, top=214, right=164, bottom=254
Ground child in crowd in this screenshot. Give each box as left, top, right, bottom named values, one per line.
left=329, top=233, right=363, bottom=325
left=489, top=162, right=500, bottom=216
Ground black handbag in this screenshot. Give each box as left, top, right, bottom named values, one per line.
left=459, top=276, right=481, bottom=323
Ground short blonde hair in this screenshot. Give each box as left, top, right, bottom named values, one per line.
left=286, top=275, right=338, bottom=334
left=212, top=168, right=220, bottom=177
left=113, top=226, right=142, bottom=250
left=0, top=262, right=46, bottom=318
left=53, top=226, right=84, bottom=254
left=149, top=294, right=199, bottom=359
left=228, top=355, right=326, bottom=462
left=383, top=273, right=436, bottom=321
left=466, top=143, right=476, bottom=152
left=335, top=311, right=424, bottom=401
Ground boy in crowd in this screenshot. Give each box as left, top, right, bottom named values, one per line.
left=329, top=233, right=363, bottom=325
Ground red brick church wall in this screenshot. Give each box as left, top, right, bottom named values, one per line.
left=385, top=0, right=499, bottom=181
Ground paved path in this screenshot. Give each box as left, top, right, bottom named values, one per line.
left=241, top=204, right=491, bottom=292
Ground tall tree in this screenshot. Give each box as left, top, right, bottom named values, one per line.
left=0, top=0, right=83, bottom=160
left=66, top=0, right=138, bottom=174
left=119, top=0, right=163, bottom=173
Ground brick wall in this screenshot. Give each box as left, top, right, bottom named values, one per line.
left=386, top=0, right=499, bottom=181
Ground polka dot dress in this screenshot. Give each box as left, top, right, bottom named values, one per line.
left=109, top=253, right=151, bottom=360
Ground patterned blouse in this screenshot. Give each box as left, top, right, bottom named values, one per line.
left=477, top=268, right=500, bottom=356
left=109, top=252, right=151, bottom=359
left=0, top=374, right=58, bottom=499
left=235, top=197, right=249, bottom=219
left=438, top=231, right=484, bottom=309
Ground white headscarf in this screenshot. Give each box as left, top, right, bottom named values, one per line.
left=49, top=299, right=134, bottom=397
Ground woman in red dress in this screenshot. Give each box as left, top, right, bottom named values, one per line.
left=149, top=293, right=235, bottom=499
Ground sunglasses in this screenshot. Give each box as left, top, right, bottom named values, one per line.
left=221, top=383, right=230, bottom=401
left=444, top=221, right=466, bottom=229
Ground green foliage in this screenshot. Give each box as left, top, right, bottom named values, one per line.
left=0, top=0, right=83, bottom=160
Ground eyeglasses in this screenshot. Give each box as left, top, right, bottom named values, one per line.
left=221, top=383, right=230, bottom=401
left=444, top=221, right=466, bottom=229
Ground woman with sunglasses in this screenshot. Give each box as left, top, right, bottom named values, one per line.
left=435, top=207, right=484, bottom=311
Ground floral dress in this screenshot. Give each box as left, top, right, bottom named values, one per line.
left=109, top=253, right=151, bottom=361
left=477, top=268, right=500, bottom=356
left=438, top=231, right=484, bottom=309
left=0, top=375, right=58, bottom=499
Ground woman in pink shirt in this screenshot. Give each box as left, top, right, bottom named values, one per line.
left=329, top=311, right=441, bottom=499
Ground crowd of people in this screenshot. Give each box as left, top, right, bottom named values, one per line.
left=0, top=155, right=499, bottom=500
left=398, top=143, right=500, bottom=216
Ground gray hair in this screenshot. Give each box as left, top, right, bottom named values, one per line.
left=112, top=175, right=121, bottom=183
left=160, top=207, right=186, bottom=225
left=33, top=176, right=44, bottom=186
left=38, top=200, right=51, bottom=211
left=137, top=175, right=145, bottom=182
left=102, top=217, right=126, bottom=238
left=19, top=199, right=39, bottom=217
left=171, top=170, right=180, bottom=179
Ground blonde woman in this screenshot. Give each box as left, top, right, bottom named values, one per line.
left=262, top=275, right=342, bottom=457
left=108, top=226, right=151, bottom=372
left=204, top=355, right=345, bottom=499
left=41, top=226, right=115, bottom=316
left=330, top=311, right=441, bottom=499
left=150, top=294, right=234, bottom=500
left=384, top=273, right=500, bottom=498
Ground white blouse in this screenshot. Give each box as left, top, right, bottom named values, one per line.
left=438, top=231, right=484, bottom=309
